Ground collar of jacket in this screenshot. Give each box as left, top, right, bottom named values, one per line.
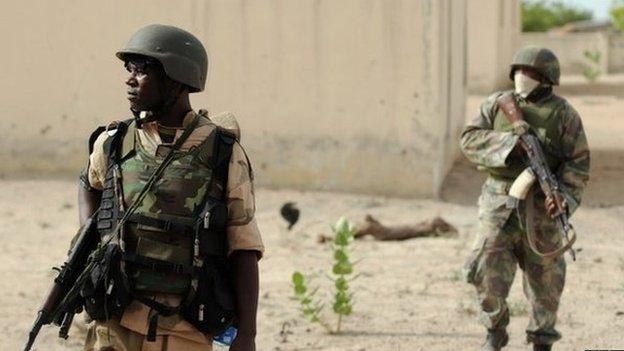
left=525, top=85, right=553, bottom=104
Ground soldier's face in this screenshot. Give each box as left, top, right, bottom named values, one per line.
left=124, top=58, right=165, bottom=112
left=517, top=67, right=542, bottom=83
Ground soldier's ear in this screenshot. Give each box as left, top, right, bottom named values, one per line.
left=165, top=78, right=188, bottom=97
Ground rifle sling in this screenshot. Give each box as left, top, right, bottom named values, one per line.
left=525, top=191, right=576, bottom=259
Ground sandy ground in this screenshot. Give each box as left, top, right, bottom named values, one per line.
left=3, top=82, right=624, bottom=350
left=2, top=184, right=624, bottom=351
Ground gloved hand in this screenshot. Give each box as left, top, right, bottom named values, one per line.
left=511, top=120, right=530, bottom=136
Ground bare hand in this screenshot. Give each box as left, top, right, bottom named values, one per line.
left=229, top=333, right=255, bottom=351
left=545, top=193, right=567, bottom=218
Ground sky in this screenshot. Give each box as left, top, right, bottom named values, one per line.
left=525, top=0, right=613, bottom=19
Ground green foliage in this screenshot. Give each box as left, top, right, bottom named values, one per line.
left=291, top=272, right=331, bottom=332
left=582, top=50, right=602, bottom=83
left=291, top=217, right=357, bottom=334
left=522, top=0, right=593, bottom=32
left=330, top=218, right=356, bottom=332
left=611, top=2, right=624, bottom=32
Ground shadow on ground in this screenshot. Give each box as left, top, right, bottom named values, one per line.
left=441, top=149, right=624, bottom=207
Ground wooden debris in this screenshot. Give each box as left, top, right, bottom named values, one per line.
left=354, top=214, right=458, bottom=241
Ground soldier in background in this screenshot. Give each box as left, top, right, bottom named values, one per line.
left=460, top=47, right=590, bottom=351
left=78, top=24, right=264, bottom=351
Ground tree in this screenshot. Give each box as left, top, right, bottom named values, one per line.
left=611, top=1, right=624, bottom=32
left=522, top=0, right=593, bottom=32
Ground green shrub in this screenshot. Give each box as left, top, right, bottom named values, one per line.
left=292, top=217, right=357, bottom=334
left=583, top=50, right=602, bottom=83
left=611, top=3, right=624, bottom=32
left=522, top=1, right=593, bottom=32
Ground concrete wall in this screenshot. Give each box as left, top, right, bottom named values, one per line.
left=467, top=0, right=520, bottom=93
left=608, top=34, right=624, bottom=73
left=0, top=0, right=466, bottom=198
left=521, top=32, right=610, bottom=75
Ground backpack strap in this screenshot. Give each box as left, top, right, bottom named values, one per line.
left=196, top=128, right=235, bottom=255
left=98, top=120, right=133, bottom=234
left=102, top=118, right=135, bottom=165
left=212, top=129, right=236, bottom=196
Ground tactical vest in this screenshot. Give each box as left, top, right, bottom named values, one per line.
left=489, top=93, right=566, bottom=180
left=96, top=116, right=234, bottom=295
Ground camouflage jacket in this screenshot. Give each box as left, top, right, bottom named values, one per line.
left=460, top=90, right=590, bottom=216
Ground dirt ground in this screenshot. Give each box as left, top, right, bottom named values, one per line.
left=2, top=81, right=624, bottom=350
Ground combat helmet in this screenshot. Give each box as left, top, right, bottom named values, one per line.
left=509, top=46, right=560, bottom=85
left=116, top=24, right=208, bottom=92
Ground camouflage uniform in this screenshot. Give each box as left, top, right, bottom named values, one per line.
left=83, top=110, right=264, bottom=351
left=460, top=87, right=590, bottom=346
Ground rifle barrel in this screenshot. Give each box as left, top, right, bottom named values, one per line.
left=23, top=311, right=45, bottom=351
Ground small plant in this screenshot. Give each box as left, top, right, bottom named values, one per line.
left=582, top=50, right=602, bottom=83
left=291, top=272, right=332, bottom=333
left=292, top=217, right=357, bottom=334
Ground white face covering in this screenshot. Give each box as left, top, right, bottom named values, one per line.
left=514, top=71, right=541, bottom=99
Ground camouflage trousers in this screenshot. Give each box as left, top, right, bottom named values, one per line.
left=84, top=318, right=213, bottom=351
left=464, top=209, right=566, bottom=345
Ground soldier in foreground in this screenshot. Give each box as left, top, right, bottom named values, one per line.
left=77, top=24, right=264, bottom=350
left=460, top=47, right=590, bottom=351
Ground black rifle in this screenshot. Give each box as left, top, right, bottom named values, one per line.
left=497, top=93, right=577, bottom=261
left=23, top=216, right=99, bottom=351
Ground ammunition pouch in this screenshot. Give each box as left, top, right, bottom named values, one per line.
left=80, top=243, right=132, bottom=321
left=180, top=257, right=236, bottom=335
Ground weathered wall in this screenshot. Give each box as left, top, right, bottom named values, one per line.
left=608, top=34, right=624, bottom=73
left=0, top=0, right=466, bottom=197
left=467, top=0, right=520, bottom=93
left=521, top=32, right=610, bottom=75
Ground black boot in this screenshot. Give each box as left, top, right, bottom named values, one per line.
left=479, top=328, right=509, bottom=351
left=533, top=344, right=552, bottom=351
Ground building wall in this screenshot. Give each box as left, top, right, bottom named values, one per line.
left=608, top=34, right=624, bottom=73
left=0, top=0, right=466, bottom=197
left=521, top=32, right=610, bottom=75
left=467, top=0, right=520, bottom=93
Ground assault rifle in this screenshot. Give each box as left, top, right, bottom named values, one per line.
left=23, top=216, right=99, bottom=351
left=497, top=93, right=577, bottom=261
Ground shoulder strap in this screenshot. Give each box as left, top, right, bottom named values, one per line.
left=88, top=126, right=107, bottom=155
left=212, top=128, right=236, bottom=196
left=120, top=119, right=136, bottom=161
left=102, top=119, right=134, bottom=165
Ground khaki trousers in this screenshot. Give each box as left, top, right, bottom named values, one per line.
left=84, top=319, right=213, bottom=351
